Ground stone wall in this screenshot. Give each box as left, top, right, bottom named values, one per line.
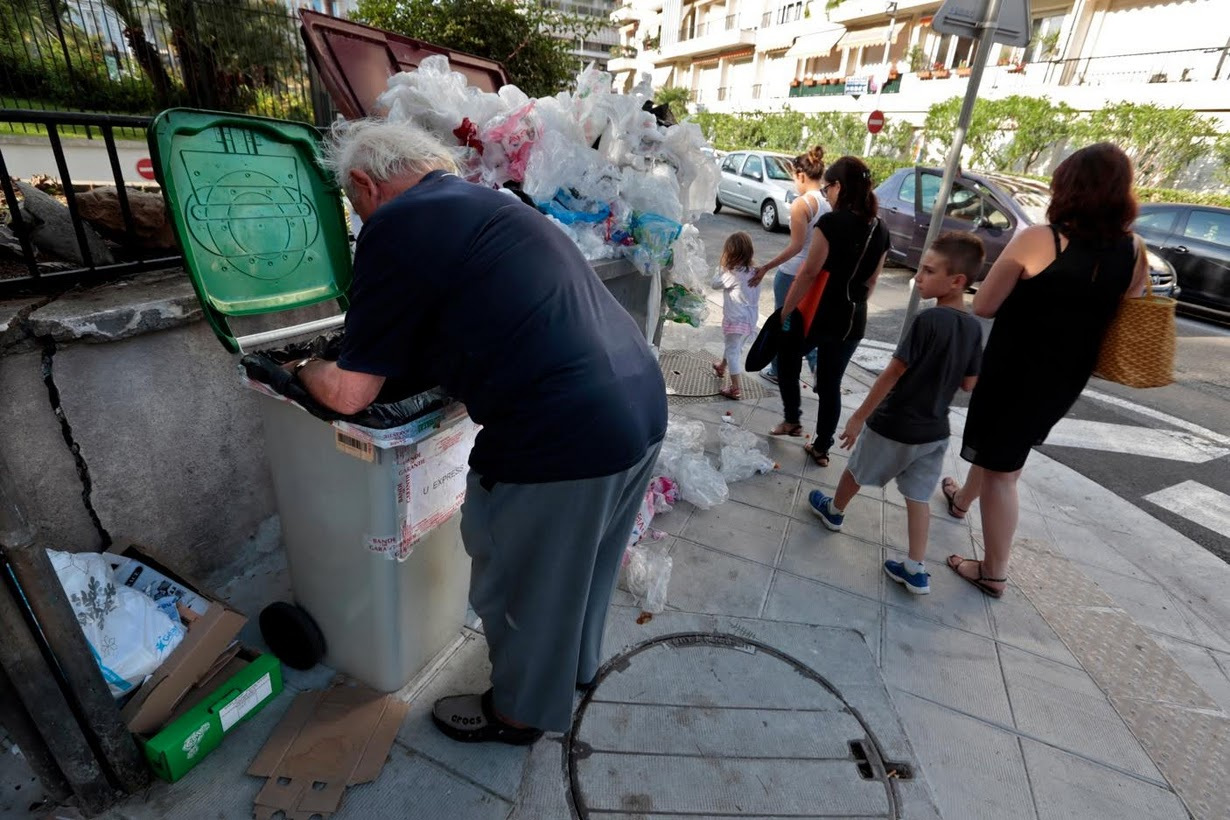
left=1, top=270, right=279, bottom=581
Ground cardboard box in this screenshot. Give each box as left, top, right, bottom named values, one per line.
left=140, top=647, right=283, bottom=782
left=104, top=541, right=282, bottom=781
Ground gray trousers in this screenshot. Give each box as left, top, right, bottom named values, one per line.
left=459, top=442, right=661, bottom=732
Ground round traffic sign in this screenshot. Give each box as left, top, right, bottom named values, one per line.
left=867, top=110, right=885, bottom=135
left=136, top=157, right=155, bottom=180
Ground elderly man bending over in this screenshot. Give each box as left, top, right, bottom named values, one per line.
left=289, top=120, right=667, bottom=744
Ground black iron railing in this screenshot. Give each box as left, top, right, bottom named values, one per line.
left=0, top=110, right=182, bottom=295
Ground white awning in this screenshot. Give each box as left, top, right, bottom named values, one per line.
left=652, top=65, right=675, bottom=86
left=784, top=27, right=846, bottom=60
left=838, top=22, right=904, bottom=52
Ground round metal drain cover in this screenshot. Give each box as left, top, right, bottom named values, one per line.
left=659, top=350, right=770, bottom=400
left=568, top=633, right=904, bottom=818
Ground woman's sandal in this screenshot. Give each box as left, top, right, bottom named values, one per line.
left=941, top=477, right=968, bottom=519
left=712, top=362, right=726, bottom=379
left=946, top=556, right=1006, bottom=599
left=804, top=443, right=829, bottom=467
left=719, top=386, right=742, bottom=400
left=770, top=421, right=805, bottom=437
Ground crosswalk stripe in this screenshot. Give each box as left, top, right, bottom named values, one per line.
left=1037, top=418, right=1229, bottom=464
left=1143, top=481, right=1230, bottom=536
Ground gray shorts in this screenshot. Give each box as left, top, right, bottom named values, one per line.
left=847, top=427, right=948, bottom=503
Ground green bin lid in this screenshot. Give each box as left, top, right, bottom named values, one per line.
left=148, top=109, right=352, bottom=352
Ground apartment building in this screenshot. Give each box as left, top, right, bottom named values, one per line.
left=607, top=0, right=1230, bottom=126
left=543, top=0, right=622, bottom=71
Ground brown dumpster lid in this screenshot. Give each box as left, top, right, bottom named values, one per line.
left=300, top=10, right=509, bottom=120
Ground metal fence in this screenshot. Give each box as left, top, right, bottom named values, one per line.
left=0, top=0, right=318, bottom=125
left=0, top=110, right=184, bottom=295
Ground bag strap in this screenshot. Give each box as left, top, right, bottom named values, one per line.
left=851, top=217, right=880, bottom=278
left=1132, top=234, right=1155, bottom=303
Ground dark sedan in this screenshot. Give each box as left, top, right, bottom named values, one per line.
left=1135, top=203, right=1230, bottom=322
left=875, top=166, right=1178, bottom=295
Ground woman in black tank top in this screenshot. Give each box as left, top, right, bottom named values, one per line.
left=941, top=143, right=1147, bottom=598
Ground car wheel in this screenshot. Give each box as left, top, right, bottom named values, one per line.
left=714, top=197, right=722, bottom=214
left=760, top=200, right=779, bottom=231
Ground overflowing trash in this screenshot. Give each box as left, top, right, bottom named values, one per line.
left=654, top=417, right=728, bottom=509
left=376, top=58, right=719, bottom=292
left=49, top=550, right=186, bottom=698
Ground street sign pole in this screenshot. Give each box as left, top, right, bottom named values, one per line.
left=897, top=0, right=1005, bottom=344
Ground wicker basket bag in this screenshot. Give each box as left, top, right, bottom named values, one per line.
left=1094, top=238, right=1176, bottom=388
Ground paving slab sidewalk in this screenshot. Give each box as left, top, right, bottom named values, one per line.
left=10, top=286, right=1230, bottom=819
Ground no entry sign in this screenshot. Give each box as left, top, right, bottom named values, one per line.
left=867, top=110, right=885, bottom=134
left=136, top=158, right=155, bottom=180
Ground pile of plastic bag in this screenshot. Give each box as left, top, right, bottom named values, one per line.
left=620, top=476, right=679, bottom=613
left=377, top=58, right=719, bottom=287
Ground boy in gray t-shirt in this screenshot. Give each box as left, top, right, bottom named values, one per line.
left=808, top=232, right=984, bottom=594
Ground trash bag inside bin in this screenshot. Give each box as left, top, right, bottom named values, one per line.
left=242, top=333, right=448, bottom=429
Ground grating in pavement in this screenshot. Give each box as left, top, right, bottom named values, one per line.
left=567, top=632, right=912, bottom=819
left=660, top=349, right=771, bottom=401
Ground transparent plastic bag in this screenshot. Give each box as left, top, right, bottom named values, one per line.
left=667, top=224, right=709, bottom=294
left=719, top=425, right=777, bottom=482
left=663, top=284, right=709, bottom=328
left=661, top=122, right=721, bottom=221
left=625, top=476, right=680, bottom=549
left=676, top=453, right=728, bottom=509
left=621, top=540, right=672, bottom=613
left=620, top=167, right=683, bottom=222
left=478, top=101, right=540, bottom=186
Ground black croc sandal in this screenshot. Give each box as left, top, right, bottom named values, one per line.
left=431, top=688, right=544, bottom=746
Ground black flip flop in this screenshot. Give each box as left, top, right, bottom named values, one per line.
left=431, top=689, right=543, bottom=745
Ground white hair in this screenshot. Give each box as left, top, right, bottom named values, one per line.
left=321, top=118, right=457, bottom=198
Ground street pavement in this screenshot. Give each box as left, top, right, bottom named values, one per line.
left=6, top=212, right=1229, bottom=819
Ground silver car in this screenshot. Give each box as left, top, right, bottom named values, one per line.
left=714, top=151, right=797, bottom=232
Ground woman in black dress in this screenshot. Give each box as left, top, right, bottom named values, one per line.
left=942, top=143, right=1148, bottom=598
left=771, top=156, right=891, bottom=467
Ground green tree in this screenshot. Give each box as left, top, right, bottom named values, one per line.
left=870, top=119, right=916, bottom=161
left=1075, top=101, right=1218, bottom=187
left=992, top=95, right=1075, bottom=173
left=922, top=96, right=1004, bottom=169
left=654, top=86, right=690, bottom=123
left=806, top=112, right=869, bottom=158
left=355, top=0, right=600, bottom=97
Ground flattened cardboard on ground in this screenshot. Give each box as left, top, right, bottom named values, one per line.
left=106, top=541, right=247, bottom=735
left=247, top=684, right=408, bottom=820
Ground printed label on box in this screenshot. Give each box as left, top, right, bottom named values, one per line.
left=394, top=419, right=479, bottom=560
left=364, top=534, right=398, bottom=556
left=219, top=673, right=274, bottom=732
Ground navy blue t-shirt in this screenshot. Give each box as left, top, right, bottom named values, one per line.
left=338, top=171, right=667, bottom=483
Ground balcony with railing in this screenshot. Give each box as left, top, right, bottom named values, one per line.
left=607, top=44, right=642, bottom=73
left=660, top=13, right=756, bottom=59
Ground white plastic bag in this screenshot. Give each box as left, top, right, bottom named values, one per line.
left=667, top=224, right=710, bottom=294
left=719, top=425, right=777, bottom=482
left=49, top=550, right=185, bottom=698
left=676, top=453, right=729, bottom=509
left=621, top=540, right=673, bottom=613
left=655, top=417, right=707, bottom=477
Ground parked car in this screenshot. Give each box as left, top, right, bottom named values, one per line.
left=714, top=151, right=798, bottom=232
left=874, top=166, right=1178, bottom=296
left=1134, top=203, right=1230, bottom=321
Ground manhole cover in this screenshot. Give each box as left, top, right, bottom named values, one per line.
left=659, top=350, right=771, bottom=400
left=567, top=633, right=910, bottom=818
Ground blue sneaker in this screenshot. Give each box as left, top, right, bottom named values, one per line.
left=884, top=560, right=931, bottom=595
left=808, top=490, right=843, bottom=531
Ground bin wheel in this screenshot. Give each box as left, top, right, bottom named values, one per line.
left=259, top=602, right=326, bottom=670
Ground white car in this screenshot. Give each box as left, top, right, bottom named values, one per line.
left=714, top=150, right=797, bottom=232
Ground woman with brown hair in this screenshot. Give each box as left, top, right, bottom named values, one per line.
left=772, top=156, right=891, bottom=467
left=942, top=142, right=1148, bottom=598
left=750, top=145, right=830, bottom=383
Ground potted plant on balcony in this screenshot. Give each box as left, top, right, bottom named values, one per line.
left=791, top=78, right=801, bottom=87
left=956, top=60, right=972, bottom=77
left=932, top=62, right=951, bottom=79
left=887, top=64, right=901, bottom=81
left=908, top=46, right=928, bottom=74
left=805, top=77, right=818, bottom=86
